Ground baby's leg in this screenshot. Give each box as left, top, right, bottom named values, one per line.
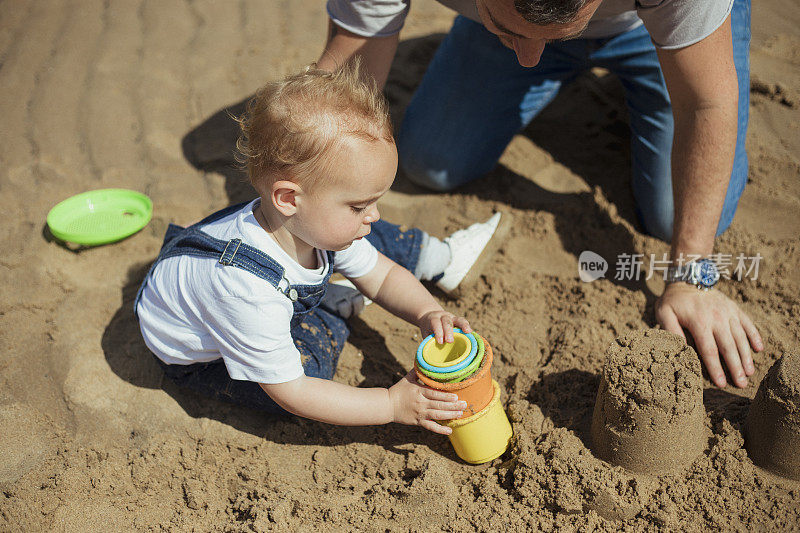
left=365, top=220, right=452, bottom=281
left=364, top=220, right=425, bottom=273
left=367, top=216, right=510, bottom=293
left=290, top=308, right=350, bottom=380
left=153, top=355, right=286, bottom=413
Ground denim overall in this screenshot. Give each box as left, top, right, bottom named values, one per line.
left=135, top=201, right=423, bottom=414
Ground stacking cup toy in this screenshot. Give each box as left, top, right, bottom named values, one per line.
left=416, top=329, right=478, bottom=374
left=417, top=334, right=485, bottom=383
left=416, top=336, right=495, bottom=418
left=445, top=380, right=513, bottom=464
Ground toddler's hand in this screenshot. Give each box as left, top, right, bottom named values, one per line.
left=388, top=370, right=466, bottom=435
left=418, top=310, right=471, bottom=344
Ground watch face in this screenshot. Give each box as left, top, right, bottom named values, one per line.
left=696, top=261, right=720, bottom=288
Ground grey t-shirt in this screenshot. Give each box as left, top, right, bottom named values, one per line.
left=327, top=0, right=733, bottom=49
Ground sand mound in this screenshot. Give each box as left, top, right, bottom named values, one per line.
left=745, top=353, right=800, bottom=480
left=591, top=329, right=706, bottom=474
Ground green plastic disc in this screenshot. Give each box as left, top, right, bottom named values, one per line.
left=46, top=189, right=153, bottom=246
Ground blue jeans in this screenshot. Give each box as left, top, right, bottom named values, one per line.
left=397, top=0, right=751, bottom=241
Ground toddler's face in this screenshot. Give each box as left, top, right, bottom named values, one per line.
left=294, top=136, right=397, bottom=252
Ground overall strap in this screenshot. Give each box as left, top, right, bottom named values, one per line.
left=134, top=202, right=338, bottom=318
left=158, top=227, right=289, bottom=288
left=134, top=223, right=290, bottom=318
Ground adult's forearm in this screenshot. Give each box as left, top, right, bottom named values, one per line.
left=654, top=15, right=738, bottom=261
left=316, top=19, right=399, bottom=89
left=669, top=104, right=737, bottom=259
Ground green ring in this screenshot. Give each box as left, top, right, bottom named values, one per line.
left=417, top=333, right=485, bottom=383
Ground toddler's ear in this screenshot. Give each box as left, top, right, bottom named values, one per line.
left=271, top=180, right=301, bottom=216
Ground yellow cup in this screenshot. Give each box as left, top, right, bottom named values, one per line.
left=445, top=380, right=513, bottom=464
left=421, top=331, right=473, bottom=368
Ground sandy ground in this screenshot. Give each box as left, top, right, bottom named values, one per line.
left=1, top=0, right=799, bottom=530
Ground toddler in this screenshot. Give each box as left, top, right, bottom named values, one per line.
left=135, top=62, right=507, bottom=434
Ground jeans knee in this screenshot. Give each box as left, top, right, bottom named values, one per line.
left=398, top=141, right=484, bottom=192
left=637, top=206, right=674, bottom=242
left=400, top=158, right=459, bottom=192
left=397, top=116, right=491, bottom=191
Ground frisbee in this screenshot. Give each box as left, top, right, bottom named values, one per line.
left=46, top=189, right=153, bottom=246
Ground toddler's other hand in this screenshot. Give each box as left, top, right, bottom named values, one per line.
left=418, top=310, right=471, bottom=344
left=388, top=370, right=466, bottom=435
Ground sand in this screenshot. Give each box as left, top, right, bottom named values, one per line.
left=591, top=330, right=706, bottom=474
left=746, top=353, right=800, bottom=480
left=2, top=0, right=800, bottom=530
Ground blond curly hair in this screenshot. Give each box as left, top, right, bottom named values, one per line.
left=236, top=60, right=393, bottom=191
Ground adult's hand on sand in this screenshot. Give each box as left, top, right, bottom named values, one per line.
left=655, top=283, right=764, bottom=388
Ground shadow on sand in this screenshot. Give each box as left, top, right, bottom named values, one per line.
left=101, top=262, right=459, bottom=459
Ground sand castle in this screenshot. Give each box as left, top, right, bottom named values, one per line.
left=591, top=329, right=706, bottom=475
left=414, top=329, right=513, bottom=464
left=745, top=353, right=800, bottom=481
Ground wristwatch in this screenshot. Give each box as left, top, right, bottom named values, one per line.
left=665, top=258, right=720, bottom=289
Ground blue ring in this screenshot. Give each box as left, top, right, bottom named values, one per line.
left=416, top=327, right=465, bottom=369
left=415, top=328, right=478, bottom=373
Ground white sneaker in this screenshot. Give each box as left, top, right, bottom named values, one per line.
left=319, top=278, right=372, bottom=319
left=436, top=212, right=512, bottom=295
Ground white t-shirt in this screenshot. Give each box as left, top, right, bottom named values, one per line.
left=327, top=0, right=733, bottom=49
left=136, top=199, right=379, bottom=384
